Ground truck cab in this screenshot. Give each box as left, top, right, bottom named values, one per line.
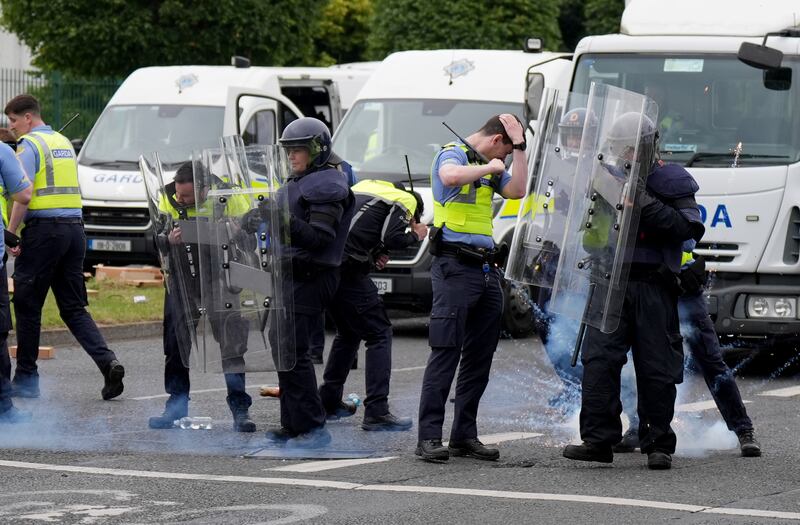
left=561, top=0, right=800, bottom=348
left=331, top=49, right=572, bottom=335
left=78, top=64, right=374, bottom=268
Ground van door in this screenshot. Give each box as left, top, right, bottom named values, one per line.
left=278, top=79, right=343, bottom=134
left=224, top=87, right=304, bottom=145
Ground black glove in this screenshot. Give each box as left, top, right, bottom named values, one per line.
left=241, top=207, right=264, bottom=234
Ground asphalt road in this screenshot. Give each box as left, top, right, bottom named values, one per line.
left=1, top=317, right=799, bottom=524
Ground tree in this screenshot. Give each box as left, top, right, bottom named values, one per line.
left=313, top=0, right=373, bottom=66
left=366, top=0, right=562, bottom=60
left=558, top=0, right=587, bottom=52
left=0, top=0, right=323, bottom=78
left=583, top=0, right=625, bottom=36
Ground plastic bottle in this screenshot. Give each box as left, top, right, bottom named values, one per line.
left=346, top=393, right=361, bottom=408
left=174, top=416, right=213, bottom=430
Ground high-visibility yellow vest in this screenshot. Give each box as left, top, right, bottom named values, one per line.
left=21, top=131, right=81, bottom=210
left=681, top=251, right=694, bottom=267
left=352, top=179, right=417, bottom=219
left=432, top=143, right=495, bottom=236
left=157, top=181, right=250, bottom=220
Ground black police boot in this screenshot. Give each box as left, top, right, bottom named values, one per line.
left=10, top=376, right=40, bottom=399
left=101, top=360, right=125, bottom=400
left=612, top=428, right=640, bottom=453
left=0, top=405, right=32, bottom=424
left=285, top=426, right=332, bottom=449
left=231, top=408, right=256, bottom=433
left=737, top=429, right=762, bottom=457
left=362, top=412, right=413, bottom=431
left=265, top=427, right=297, bottom=443
left=448, top=438, right=500, bottom=461
left=416, top=439, right=449, bottom=462
left=148, top=397, right=188, bottom=429
left=563, top=442, right=613, bottom=463
left=647, top=451, right=672, bottom=470
left=325, top=400, right=357, bottom=421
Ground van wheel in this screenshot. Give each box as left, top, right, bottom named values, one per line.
left=501, top=279, right=536, bottom=338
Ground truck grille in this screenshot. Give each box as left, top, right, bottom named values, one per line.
left=695, top=242, right=738, bottom=263
left=783, top=206, right=800, bottom=264
left=83, top=206, right=150, bottom=227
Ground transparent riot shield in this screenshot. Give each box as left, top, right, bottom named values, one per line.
left=547, top=83, right=659, bottom=333
left=187, top=143, right=296, bottom=372
left=506, top=89, right=591, bottom=288
left=139, top=152, right=200, bottom=367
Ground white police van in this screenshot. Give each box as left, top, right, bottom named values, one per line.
left=559, top=0, right=800, bottom=348
left=331, top=46, right=572, bottom=335
left=77, top=62, right=375, bottom=268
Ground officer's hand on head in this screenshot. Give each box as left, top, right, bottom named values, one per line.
left=498, top=113, right=524, bottom=146
left=487, top=158, right=506, bottom=174
left=168, top=226, right=183, bottom=245
left=412, top=220, right=428, bottom=241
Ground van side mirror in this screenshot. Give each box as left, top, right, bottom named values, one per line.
left=737, top=42, right=783, bottom=70
left=524, top=72, right=545, bottom=122
left=71, top=138, right=83, bottom=154
left=764, top=67, right=792, bottom=91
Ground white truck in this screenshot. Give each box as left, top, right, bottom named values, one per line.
left=557, top=0, right=800, bottom=348
left=77, top=63, right=374, bottom=268
left=331, top=47, right=572, bottom=335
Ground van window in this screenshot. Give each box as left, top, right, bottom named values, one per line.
left=332, top=99, right=521, bottom=183
left=572, top=54, right=800, bottom=166
left=80, top=105, right=224, bottom=169
left=242, top=109, right=276, bottom=146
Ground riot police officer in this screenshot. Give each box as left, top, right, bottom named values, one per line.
left=260, top=117, right=355, bottom=448
left=416, top=114, right=527, bottom=462
left=147, top=161, right=256, bottom=432
left=318, top=179, right=426, bottom=431
left=562, top=113, right=704, bottom=470
left=0, top=140, right=32, bottom=423
left=4, top=94, right=125, bottom=400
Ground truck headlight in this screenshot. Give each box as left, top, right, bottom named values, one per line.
left=746, top=295, right=796, bottom=318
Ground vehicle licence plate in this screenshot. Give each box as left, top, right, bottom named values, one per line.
left=88, top=239, right=132, bottom=252
left=371, top=277, right=393, bottom=295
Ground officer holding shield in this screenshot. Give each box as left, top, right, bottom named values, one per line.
left=562, top=112, right=704, bottom=470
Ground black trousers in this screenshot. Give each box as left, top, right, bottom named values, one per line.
left=0, top=264, right=13, bottom=412
left=12, top=221, right=117, bottom=386
left=418, top=256, right=503, bottom=442
left=580, top=279, right=683, bottom=454
left=162, top=290, right=251, bottom=412
left=274, top=266, right=339, bottom=435
left=319, top=269, right=392, bottom=418
left=679, top=290, right=753, bottom=434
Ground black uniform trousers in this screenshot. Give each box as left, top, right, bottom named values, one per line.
left=0, top=264, right=14, bottom=413
left=162, top=289, right=251, bottom=414
left=679, top=290, right=753, bottom=434
left=275, top=266, right=340, bottom=435
left=12, top=220, right=117, bottom=387
left=418, top=255, right=503, bottom=442
left=580, top=278, right=683, bottom=454
left=319, top=268, right=392, bottom=418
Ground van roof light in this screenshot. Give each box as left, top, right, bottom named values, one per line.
left=232, top=56, right=251, bottom=68
left=523, top=37, right=543, bottom=53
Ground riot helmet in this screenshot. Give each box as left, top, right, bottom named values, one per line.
left=603, top=112, right=658, bottom=172
left=278, top=117, right=332, bottom=168
left=557, top=107, right=597, bottom=159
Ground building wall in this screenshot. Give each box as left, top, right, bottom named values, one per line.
left=0, top=28, right=33, bottom=70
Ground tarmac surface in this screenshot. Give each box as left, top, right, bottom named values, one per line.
left=1, top=316, right=799, bottom=524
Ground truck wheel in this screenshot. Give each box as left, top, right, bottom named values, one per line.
left=501, top=279, right=536, bottom=338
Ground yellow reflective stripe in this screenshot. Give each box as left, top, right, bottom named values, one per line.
left=681, top=251, right=694, bottom=266
left=25, top=132, right=80, bottom=196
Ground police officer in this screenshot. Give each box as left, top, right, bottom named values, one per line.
left=259, top=117, right=355, bottom=448
left=0, top=140, right=32, bottom=423
left=562, top=113, right=705, bottom=470
left=416, top=114, right=527, bottom=462
left=4, top=94, right=125, bottom=400
left=318, top=179, right=427, bottom=431
left=613, top=250, right=762, bottom=457
left=147, top=161, right=256, bottom=432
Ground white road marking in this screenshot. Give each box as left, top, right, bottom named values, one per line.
left=676, top=400, right=751, bottom=412
left=391, top=365, right=427, bottom=372
left=1, top=460, right=798, bottom=521
left=758, top=385, right=800, bottom=398
left=268, top=457, right=399, bottom=473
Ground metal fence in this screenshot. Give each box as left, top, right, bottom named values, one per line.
left=0, top=69, right=122, bottom=139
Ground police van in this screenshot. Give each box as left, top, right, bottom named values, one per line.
left=77, top=62, right=375, bottom=268
left=558, top=0, right=800, bottom=348
left=331, top=47, right=572, bottom=335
